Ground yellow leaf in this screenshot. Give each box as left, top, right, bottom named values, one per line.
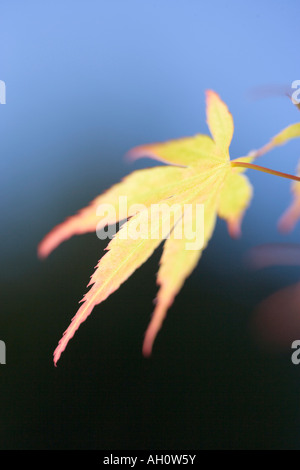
left=142, top=188, right=220, bottom=357
left=38, top=166, right=186, bottom=258
left=128, top=134, right=223, bottom=167
left=218, top=171, right=253, bottom=238
left=279, top=161, right=300, bottom=232
left=271, top=123, right=300, bottom=146
left=205, top=89, right=234, bottom=157
left=251, top=121, right=300, bottom=234
left=39, top=90, right=300, bottom=364
left=246, top=123, right=300, bottom=160
left=54, top=181, right=221, bottom=365
left=256, top=121, right=300, bottom=233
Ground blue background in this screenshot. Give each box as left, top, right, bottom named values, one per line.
left=1, top=0, right=300, bottom=450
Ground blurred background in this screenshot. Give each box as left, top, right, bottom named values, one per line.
left=1, top=0, right=300, bottom=450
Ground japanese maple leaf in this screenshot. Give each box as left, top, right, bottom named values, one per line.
left=38, top=90, right=300, bottom=365
left=278, top=122, right=300, bottom=231
left=245, top=114, right=300, bottom=231
left=245, top=105, right=300, bottom=350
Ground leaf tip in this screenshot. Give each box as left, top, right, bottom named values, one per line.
left=142, top=317, right=160, bottom=358
left=142, top=327, right=156, bottom=358
left=205, top=89, right=217, bottom=98
left=124, top=147, right=139, bottom=162
left=53, top=347, right=61, bottom=367
left=278, top=215, right=294, bottom=234
left=205, top=89, right=218, bottom=107
left=125, top=144, right=158, bottom=163
left=227, top=218, right=242, bottom=239
left=38, top=230, right=62, bottom=259
left=37, top=240, right=49, bottom=259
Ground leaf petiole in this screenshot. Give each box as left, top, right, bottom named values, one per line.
left=231, top=161, right=300, bottom=183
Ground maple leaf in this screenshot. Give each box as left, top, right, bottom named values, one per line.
left=244, top=119, right=300, bottom=232
left=280, top=161, right=300, bottom=233
left=242, top=90, right=300, bottom=232
left=38, top=90, right=300, bottom=365
left=245, top=106, right=300, bottom=350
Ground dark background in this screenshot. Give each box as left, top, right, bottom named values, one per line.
left=1, top=0, right=300, bottom=450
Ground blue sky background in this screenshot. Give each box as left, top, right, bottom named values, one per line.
left=1, top=0, right=300, bottom=279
